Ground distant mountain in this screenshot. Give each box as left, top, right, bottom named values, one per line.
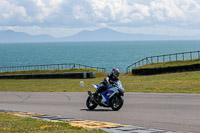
left=0, top=28, right=200, bottom=43
left=60, top=28, right=200, bottom=41
left=0, top=30, right=54, bottom=43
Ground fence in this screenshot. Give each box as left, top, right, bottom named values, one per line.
left=126, top=51, right=200, bottom=73
left=0, top=63, right=106, bottom=73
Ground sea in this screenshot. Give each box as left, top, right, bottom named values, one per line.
left=0, top=41, right=200, bottom=73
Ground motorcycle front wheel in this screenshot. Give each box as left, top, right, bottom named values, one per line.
left=86, top=96, right=98, bottom=110
left=111, top=95, right=124, bottom=111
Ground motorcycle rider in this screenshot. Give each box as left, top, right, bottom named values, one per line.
left=94, top=68, right=120, bottom=98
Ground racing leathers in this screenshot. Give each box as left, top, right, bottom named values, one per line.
left=95, top=73, right=119, bottom=95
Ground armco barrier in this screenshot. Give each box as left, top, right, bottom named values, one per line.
left=127, top=50, right=200, bottom=73
left=132, top=64, right=200, bottom=75
left=0, top=72, right=95, bottom=79
left=0, top=63, right=106, bottom=73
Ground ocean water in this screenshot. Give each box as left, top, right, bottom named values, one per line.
left=0, top=41, right=200, bottom=73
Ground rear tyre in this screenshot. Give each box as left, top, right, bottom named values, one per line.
left=86, top=96, right=98, bottom=110
left=111, top=95, right=124, bottom=111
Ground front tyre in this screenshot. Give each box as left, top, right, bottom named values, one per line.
left=86, top=96, right=98, bottom=110
left=111, top=95, right=124, bottom=111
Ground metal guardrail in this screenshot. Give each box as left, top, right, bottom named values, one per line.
left=126, top=51, right=200, bottom=73
left=0, top=72, right=95, bottom=79
left=0, top=63, right=106, bottom=73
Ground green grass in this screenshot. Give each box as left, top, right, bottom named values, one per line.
left=0, top=69, right=200, bottom=93
left=122, top=71, right=200, bottom=93
left=0, top=68, right=106, bottom=77
left=0, top=113, right=105, bottom=133
left=0, top=78, right=104, bottom=92
left=135, top=59, right=200, bottom=69
left=0, top=67, right=200, bottom=93
left=0, top=69, right=107, bottom=92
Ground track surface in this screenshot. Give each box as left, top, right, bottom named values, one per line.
left=0, top=92, right=200, bottom=133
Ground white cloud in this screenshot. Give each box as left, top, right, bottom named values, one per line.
left=178, top=0, right=200, bottom=24
left=133, top=3, right=150, bottom=17
left=32, top=0, right=64, bottom=22
left=83, top=0, right=200, bottom=26
left=0, top=0, right=200, bottom=36
left=0, top=0, right=27, bottom=21
left=73, top=5, right=88, bottom=20
left=1, top=0, right=200, bottom=26
left=150, top=0, right=186, bottom=22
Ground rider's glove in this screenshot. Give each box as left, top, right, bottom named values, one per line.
left=109, top=80, right=114, bottom=84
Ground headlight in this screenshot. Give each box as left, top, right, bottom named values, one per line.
left=118, top=88, right=124, bottom=93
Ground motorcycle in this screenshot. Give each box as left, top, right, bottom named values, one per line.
left=86, top=80, right=125, bottom=111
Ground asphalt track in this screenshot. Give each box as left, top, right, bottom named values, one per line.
left=0, top=92, right=200, bottom=133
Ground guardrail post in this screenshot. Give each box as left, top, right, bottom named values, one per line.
left=72, top=64, right=74, bottom=69
left=163, top=55, right=165, bottom=62
left=146, top=58, right=148, bottom=65
left=157, top=56, right=159, bottom=63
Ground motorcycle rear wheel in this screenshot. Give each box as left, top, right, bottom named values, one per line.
left=111, top=95, right=124, bottom=111
left=86, top=96, right=98, bottom=110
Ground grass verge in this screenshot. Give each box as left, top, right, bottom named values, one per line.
left=0, top=112, right=105, bottom=133
left=0, top=68, right=106, bottom=77
left=0, top=70, right=200, bottom=93
left=0, top=67, right=200, bottom=93
left=122, top=71, right=200, bottom=93
left=135, top=59, right=200, bottom=69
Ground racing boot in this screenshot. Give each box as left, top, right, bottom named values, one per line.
left=93, top=89, right=99, bottom=100
left=88, top=91, right=98, bottom=104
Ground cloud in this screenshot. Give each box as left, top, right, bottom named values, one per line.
left=73, top=5, right=88, bottom=20
left=0, top=0, right=200, bottom=28
left=0, top=0, right=27, bottom=24
left=76, top=0, right=200, bottom=27
left=87, top=0, right=128, bottom=21
left=150, top=0, right=185, bottom=21
left=133, top=3, right=150, bottom=17
left=32, top=0, right=64, bottom=22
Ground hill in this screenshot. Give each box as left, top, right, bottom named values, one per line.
left=60, top=28, right=200, bottom=41
left=0, top=28, right=200, bottom=43
left=60, top=28, right=171, bottom=41
left=0, top=30, right=54, bottom=43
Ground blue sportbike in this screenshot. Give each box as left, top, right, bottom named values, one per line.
left=86, top=80, right=125, bottom=111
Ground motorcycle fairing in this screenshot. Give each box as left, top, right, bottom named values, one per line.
left=101, top=88, right=118, bottom=106
left=92, top=84, right=99, bottom=90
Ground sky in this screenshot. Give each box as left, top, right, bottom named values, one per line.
left=0, top=0, right=200, bottom=38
